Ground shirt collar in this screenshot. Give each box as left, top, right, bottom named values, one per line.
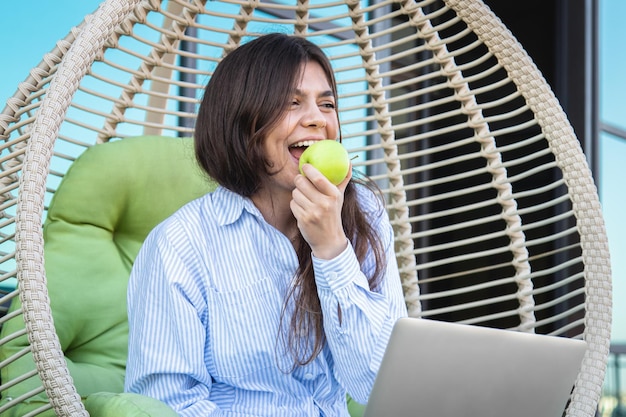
left=212, top=186, right=262, bottom=226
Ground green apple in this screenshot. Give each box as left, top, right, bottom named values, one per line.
left=298, top=140, right=350, bottom=185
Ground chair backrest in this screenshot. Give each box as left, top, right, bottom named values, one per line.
left=0, top=136, right=215, bottom=416
left=0, top=0, right=612, bottom=416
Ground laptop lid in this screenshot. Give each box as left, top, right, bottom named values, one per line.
left=363, top=317, right=587, bottom=417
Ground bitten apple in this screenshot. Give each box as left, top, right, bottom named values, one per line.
left=298, top=140, right=350, bottom=185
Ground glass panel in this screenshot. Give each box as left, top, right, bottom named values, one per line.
left=599, top=132, right=626, bottom=343
left=599, top=2, right=626, bottom=414
left=600, top=0, right=626, bottom=131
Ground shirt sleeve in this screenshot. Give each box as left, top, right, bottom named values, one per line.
left=312, top=190, right=408, bottom=404
left=124, top=218, right=223, bottom=417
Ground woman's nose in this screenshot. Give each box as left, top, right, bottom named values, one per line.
left=302, top=104, right=326, bottom=128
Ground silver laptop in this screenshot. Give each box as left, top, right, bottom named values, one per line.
left=363, top=317, right=587, bottom=417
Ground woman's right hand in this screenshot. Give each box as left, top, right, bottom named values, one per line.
left=290, top=163, right=351, bottom=260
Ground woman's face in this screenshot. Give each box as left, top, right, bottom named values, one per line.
left=260, top=61, right=340, bottom=196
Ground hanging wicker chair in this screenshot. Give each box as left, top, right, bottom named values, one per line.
left=0, top=0, right=612, bottom=416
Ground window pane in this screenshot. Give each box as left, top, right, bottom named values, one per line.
left=599, top=131, right=626, bottom=342
left=600, top=0, right=626, bottom=131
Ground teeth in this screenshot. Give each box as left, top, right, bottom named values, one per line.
left=290, top=140, right=317, bottom=148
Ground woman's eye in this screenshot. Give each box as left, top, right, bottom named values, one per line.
left=322, top=102, right=336, bottom=109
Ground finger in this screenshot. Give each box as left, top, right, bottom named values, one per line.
left=291, top=183, right=313, bottom=211
left=293, top=172, right=318, bottom=201
left=300, top=163, right=349, bottom=194
left=299, top=163, right=325, bottom=183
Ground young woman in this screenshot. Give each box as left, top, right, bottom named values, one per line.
left=125, top=33, right=407, bottom=416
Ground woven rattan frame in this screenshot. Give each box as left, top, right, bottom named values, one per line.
left=0, top=0, right=611, bottom=416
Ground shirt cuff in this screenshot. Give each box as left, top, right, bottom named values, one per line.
left=312, top=240, right=370, bottom=293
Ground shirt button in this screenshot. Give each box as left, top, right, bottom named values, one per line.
left=303, top=372, right=314, bottom=380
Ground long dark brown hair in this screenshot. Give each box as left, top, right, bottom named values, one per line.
left=195, top=33, right=387, bottom=368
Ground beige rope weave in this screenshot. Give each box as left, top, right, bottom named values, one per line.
left=0, top=0, right=611, bottom=416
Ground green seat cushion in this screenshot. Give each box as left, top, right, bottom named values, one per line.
left=0, top=136, right=215, bottom=416
left=84, top=392, right=179, bottom=417
left=347, top=395, right=367, bottom=417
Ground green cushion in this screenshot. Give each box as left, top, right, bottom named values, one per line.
left=347, top=396, right=367, bottom=417
left=84, top=392, right=178, bottom=417
left=0, top=136, right=215, bottom=416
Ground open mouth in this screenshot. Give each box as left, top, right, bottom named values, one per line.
left=289, top=140, right=317, bottom=161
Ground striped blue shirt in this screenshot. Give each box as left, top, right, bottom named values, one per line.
left=125, top=185, right=408, bottom=416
